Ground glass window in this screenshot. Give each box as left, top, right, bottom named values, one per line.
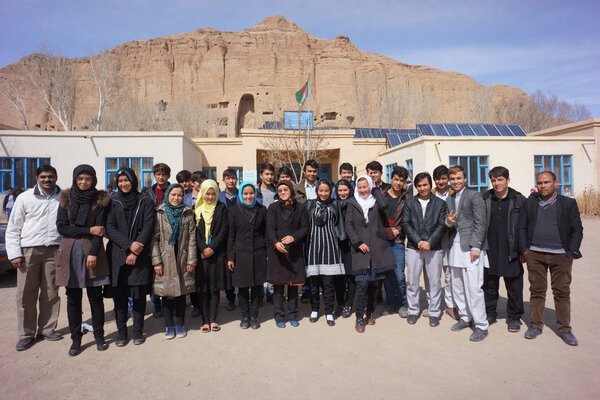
left=385, top=163, right=398, bottom=183
left=0, top=157, right=52, bottom=193
left=202, top=167, right=217, bottom=181
left=405, top=159, right=413, bottom=183
left=105, top=157, right=154, bottom=190
left=533, top=155, right=573, bottom=196
left=449, top=155, right=489, bottom=193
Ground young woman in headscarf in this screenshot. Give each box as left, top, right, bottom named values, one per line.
left=344, top=175, right=396, bottom=333
left=56, top=164, right=111, bottom=356
left=227, top=181, right=267, bottom=329
left=266, top=179, right=309, bottom=328
left=305, top=179, right=346, bottom=326
left=195, top=179, right=229, bottom=332
left=106, top=167, right=156, bottom=346
left=334, top=179, right=356, bottom=319
left=151, top=183, right=197, bottom=339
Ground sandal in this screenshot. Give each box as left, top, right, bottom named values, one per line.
left=210, top=323, right=221, bottom=332
left=200, top=324, right=211, bottom=333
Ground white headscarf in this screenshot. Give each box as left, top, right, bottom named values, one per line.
left=354, top=175, right=376, bottom=222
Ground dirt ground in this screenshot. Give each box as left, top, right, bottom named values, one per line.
left=0, top=219, right=598, bottom=400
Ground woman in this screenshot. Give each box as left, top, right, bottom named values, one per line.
left=106, top=167, right=156, bottom=346
left=56, top=164, right=111, bottom=356
left=266, top=180, right=309, bottom=328
left=335, top=179, right=356, bottom=319
left=151, top=184, right=197, bottom=339
left=345, top=175, right=396, bottom=333
left=227, top=182, right=267, bottom=329
left=195, top=179, right=229, bottom=332
left=305, top=179, right=345, bottom=326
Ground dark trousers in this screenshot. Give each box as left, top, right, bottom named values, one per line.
left=226, top=288, right=236, bottom=303
left=113, top=296, right=145, bottom=336
left=189, top=292, right=200, bottom=309
left=355, top=280, right=379, bottom=320
left=150, top=293, right=162, bottom=310
left=273, top=285, right=299, bottom=323
left=238, top=285, right=261, bottom=319
left=66, top=286, right=105, bottom=342
left=526, top=251, right=573, bottom=332
left=483, top=269, right=524, bottom=320
left=200, top=290, right=220, bottom=324
left=309, top=275, right=336, bottom=314
left=163, top=296, right=186, bottom=327
left=334, top=275, right=356, bottom=308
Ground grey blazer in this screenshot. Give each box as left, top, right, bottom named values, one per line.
left=446, top=188, right=487, bottom=252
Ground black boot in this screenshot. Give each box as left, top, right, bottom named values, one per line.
left=69, top=339, right=81, bottom=357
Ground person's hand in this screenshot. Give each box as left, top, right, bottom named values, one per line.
left=125, top=253, right=137, bottom=265
left=359, top=243, right=370, bottom=254
left=11, top=257, right=24, bottom=269
left=89, top=226, right=104, bottom=236
left=186, top=264, right=194, bottom=273
left=470, top=249, right=481, bottom=263
left=227, top=261, right=235, bottom=271
left=202, top=247, right=214, bottom=258
left=154, top=264, right=164, bottom=277
left=446, top=210, right=457, bottom=226
left=519, top=251, right=530, bottom=264
left=391, top=228, right=400, bottom=237
left=418, top=241, right=431, bottom=251
left=281, top=235, right=294, bottom=245
left=86, top=255, right=97, bottom=269
left=275, top=242, right=288, bottom=254
left=130, top=241, right=144, bottom=255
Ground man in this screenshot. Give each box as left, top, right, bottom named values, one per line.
left=3, top=187, right=16, bottom=219
left=382, top=166, right=411, bottom=318
left=401, top=172, right=448, bottom=327
left=482, top=166, right=526, bottom=332
left=176, top=169, right=192, bottom=194
left=366, top=161, right=390, bottom=192
left=519, top=171, right=583, bottom=346
left=256, top=163, right=278, bottom=208
left=432, top=165, right=457, bottom=319
left=142, top=162, right=172, bottom=318
left=294, top=159, right=319, bottom=204
left=277, top=166, right=294, bottom=183
left=219, top=168, right=239, bottom=208
left=6, top=165, right=63, bottom=351
left=184, top=172, right=202, bottom=208
left=445, top=165, right=489, bottom=342
left=333, top=162, right=355, bottom=199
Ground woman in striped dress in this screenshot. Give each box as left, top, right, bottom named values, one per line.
left=305, top=179, right=346, bottom=326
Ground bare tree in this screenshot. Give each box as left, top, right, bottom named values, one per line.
left=0, top=78, right=29, bottom=129
left=472, top=86, right=494, bottom=123
left=87, top=50, right=127, bottom=130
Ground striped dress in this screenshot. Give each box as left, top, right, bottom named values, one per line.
left=306, top=204, right=345, bottom=276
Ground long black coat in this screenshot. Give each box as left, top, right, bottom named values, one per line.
left=227, top=203, right=268, bottom=287
left=344, top=190, right=395, bottom=274
left=195, top=202, right=230, bottom=288
left=106, top=194, right=156, bottom=287
left=266, top=202, right=309, bottom=284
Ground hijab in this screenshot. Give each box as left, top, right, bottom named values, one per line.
left=69, top=164, right=98, bottom=226
left=195, top=179, right=219, bottom=243
left=314, top=179, right=334, bottom=227
left=163, top=184, right=186, bottom=245
left=114, top=167, right=140, bottom=220
left=237, top=181, right=258, bottom=224
left=276, top=180, right=296, bottom=221
left=354, top=175, right=376, bottom=223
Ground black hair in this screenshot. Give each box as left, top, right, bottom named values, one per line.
left=190, top=173, right=202, bottom=183
left=488, top=166, right=510, bottom=179
left=152, top=163, right=171, bottom=176
left=260, top=163, right=275, bottom=174
left=336, top=179, right=353, bottom=196
left=414, top=172, right=432, bottom=186
left=339, top=162, right=353, bottom=173
left=303, top=159, right=319, bottom=171
left=366, top=161, right=383, bottom=172
left=222, top=168, right=238, bottom=179
left=536, top=170, right=557, bottom=181
left=36, top=164, right=58, bottom=177
left=176, top=169, right=192, bottom=183
left=391, top=166, right=409, bottom=180
left=278, top=166, right=293, bottom=179
left=432, top=165, right=449, bottom=180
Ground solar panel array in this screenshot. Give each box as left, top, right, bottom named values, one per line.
left=416, top=124, right=527, bottom=137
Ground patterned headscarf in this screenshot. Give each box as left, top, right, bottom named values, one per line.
left=163, top=184, right=186, bottom=245
left=195, top=179, right=220, bottom=243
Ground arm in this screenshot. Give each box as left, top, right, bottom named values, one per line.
left=372, top=188, right=388, bottom=211
left=208, top=205, right=229, bottom=251
left=186, top=214, right=197, bottom=265
left=334, top=201, right=347, bottom=241
left=134, top=198, right=156, bottom=247
left=428, top=200, right=448, bottom=247
left=105, top=205, right=132, bottom=251
left=517, top=198, right=530, bottom=254
left=151, top=213, right=163, bottom=266
left=566, top=199, right=583, bottom=259
left=344, top=203, right=363, bottom=249
left=400, top=200, right=421, bottom=246
left=89, top=206, right=108, bottom=256
left=265, top=206, right=279, bottom=247
left=5, top=195, right=25, bottom=260
left=469, top=192, right=487, bottom=250
left=195, top=219, right=208, bottom=252
left=291, top=205, right=309, bottom=243
left=56, top=206, right=91, bottom=237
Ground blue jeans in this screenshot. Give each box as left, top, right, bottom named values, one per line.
left=384, top=242, right=406, bottom=309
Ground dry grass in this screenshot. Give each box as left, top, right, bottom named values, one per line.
left=576, top=187, right=600, bottom=216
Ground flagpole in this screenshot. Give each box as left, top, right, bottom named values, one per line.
left=306, top=76, right=311, bottom=161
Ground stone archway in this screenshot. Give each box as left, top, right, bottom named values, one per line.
left=236, top=94, right=255, bottom=136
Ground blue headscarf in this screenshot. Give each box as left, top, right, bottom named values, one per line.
left=237, top=181, right=258, bottom=209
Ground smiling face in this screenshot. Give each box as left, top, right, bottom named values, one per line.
left=449, top=171, right=466, bottom=192
left=304, top=165, right=317, bottom=184
left=336, top=183, right=350, bottom=200
left=367, top=168, right=382, bottom=186
left=357, top=178, right=370, bottom=198
left=390, top=175, right=406, bottom=192
left=37, top=171, right=57, bottom=192
left=117, top=175, right=132, bottom=193
left=154, top=172, right=169, bottom=188
left=278, top=185, right=291, bottom=202
left=168, top=187, right=184, bottom=206
left=242, top=185, right=255, bottom=206
left=204, top=188, right=216, bottom=203
left=340, top=168, right=353, bottom=181
left=76, top=174, right=93, bottom=191
left=491, top=176, right=510, bottom=198
left=434, top=174, right=449, bottom=192
left=416, top=178, right=432, bottom=199
left=317, top=182, right=331, bottom=202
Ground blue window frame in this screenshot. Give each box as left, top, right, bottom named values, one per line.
left=449, top=155, right=489, bottom=193
left=405, top=159, right=414, bottom=183
left=0, top=157, right=51, bottom=193
left=534, top=155, right=573, bottom=196
left=105, top=157, right=154, bottom=191
left=202, top=167, right=217, bottom=181
left=385, top=162, right=398, bottom=183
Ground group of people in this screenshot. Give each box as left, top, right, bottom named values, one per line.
left=5, top=157, right=584, bottom=357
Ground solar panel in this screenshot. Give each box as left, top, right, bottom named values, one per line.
left=483, top=124, right=502, bottom=136
left=458, top=124, right=475, bottom=136
left=445, top=124, right=461, bottom=136
left=470, top=124, right=488, bottom=136
left=432, top=124, right=448, bottom=136
left=508, top=125, right=527, bottom=136
left=417, top=124, right=434, bottom=135
left=497, top=125, right=513, bottom=136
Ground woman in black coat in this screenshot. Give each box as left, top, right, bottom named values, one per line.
left=227, top=182, right=267, bottom=330
left=345, top=175, right=395, bottom=333
left=106, top=167, right=156, bottom=346
left=266, top=180, right=309, bottom=328
left=335, top=179, right=356, bottom=319
left=195, top=179, right=229, bottom=332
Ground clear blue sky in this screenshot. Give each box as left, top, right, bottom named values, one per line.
left=2, top=0, right=598, bottom=116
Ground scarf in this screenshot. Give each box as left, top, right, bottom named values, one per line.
left=354, top=175, right=376, bottom=223
left=69, top=164, right=98, bottom=226
left=163, top=184, right=186, bottom=245
left=315, top=179, right=334, bottom=227
left=238, top=181, right=259, bottom=224
left=114, top=167, right=140, bottom=224
left=276, top=180, right=296, bottom=221
left=195, top=179, right=219, bottom=243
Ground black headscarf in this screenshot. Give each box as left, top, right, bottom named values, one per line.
left=114, top=167, right=140, bottom=225
left=69, top=164, right=98, bottom=226
left=276, top=180, right=296, bottom=221
left=314, top=179, right=334, bottom=227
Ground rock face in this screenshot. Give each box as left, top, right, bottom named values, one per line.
left=0, top=15, right=526, bottom=135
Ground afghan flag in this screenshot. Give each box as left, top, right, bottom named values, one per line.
left=295, top=79, right=309, bottom=106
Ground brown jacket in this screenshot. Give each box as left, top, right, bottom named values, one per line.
left=55, top=189, right=111, bottom=287
left=151, top=204, right=197, bottom=297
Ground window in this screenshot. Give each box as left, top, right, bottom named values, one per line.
left=202, top=167, right=217, bottom=181
left=449, top=155, right=489, bottom=193
left=0, top=157, right=51, bottom=193
left=385, top=163, right=398, bottom=183
left=405, top=159, right=413, bottom=183
left=534, top=155, right=573, bottom=196
left=105, top=157, right=154, bottom=190
left=228, top=167, right=243, bottom=182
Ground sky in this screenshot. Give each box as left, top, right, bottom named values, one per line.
left=1, top=0, right=599, bottom=116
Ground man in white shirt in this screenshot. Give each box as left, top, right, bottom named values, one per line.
left=6, top=165, right=63, bottom=351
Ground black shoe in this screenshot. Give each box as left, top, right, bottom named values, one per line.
left=16, top=337, right=35, bottom=352
left=115, top=330, right=128, bottom=347
left=341, top=306, right=352, bottom=319
left=226, top=300, right=236, bottom=311
left=191, top=306, right=202, bottom=318
left=132, top=334, right=146, bottom=345
left=487, top=316, right=497, bottom=325
left=327, top=319, right=335, bottom=326
left=451, top=320, right=471, bottom=332
left=250, top=318, right=261, bottom=330
left=524, top=325, right=543, bottom=339
left=506, top=318, right=522, bottom=333
left=152, top=308, right=163, bottom=319
left=560, top=331, right=578, bottom=346
left=309, top=313, right=319, bottom=323
left=429, top=316, right=440, bottom=327
left=96, top=338, right=109, bottom=351
left=240, top=318, right=251, bottom=330
left=355, top=318, right=366, bottom=333
left=36, top=331, right=63, bottom=341
left=470, top=328, right=489, bottom=342
left=69, top=341, right=81, bottom=357
left=333, top=306, right=344, bottom=318
left=407, top=315, right=418, bottom=325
